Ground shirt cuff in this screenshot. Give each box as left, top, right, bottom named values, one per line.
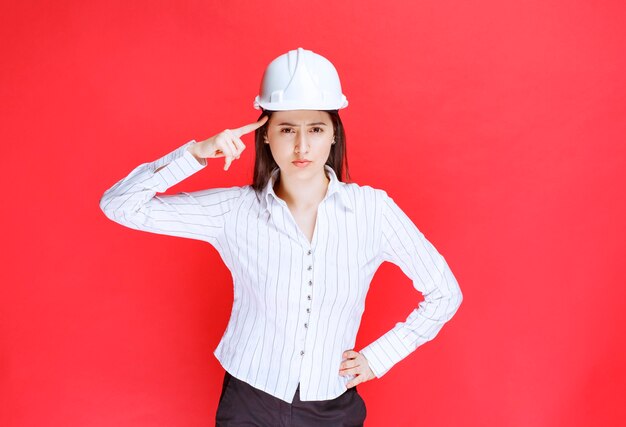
left=150, top=140, right=207, bottom=190
left=359, top=328, right=411, bottom=379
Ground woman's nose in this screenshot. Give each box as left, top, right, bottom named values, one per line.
left=295, top=132, right=309, bottom=153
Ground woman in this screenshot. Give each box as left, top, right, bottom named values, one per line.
left=100, top=47, right=463, bottom=426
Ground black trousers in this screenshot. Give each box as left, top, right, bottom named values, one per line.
left=215, top=371, right=367, bottom=426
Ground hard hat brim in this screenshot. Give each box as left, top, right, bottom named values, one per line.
left=253, top=96, right=348, bottom=111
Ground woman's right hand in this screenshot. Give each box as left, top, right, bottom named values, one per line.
left=190, top=116, right=269, bottom=171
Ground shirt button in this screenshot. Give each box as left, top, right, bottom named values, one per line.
left=307, top=250, right=312, bottom=255
left=308, top=280, right=312, bottom=286
left=304, top=323, right=308, bottom=328
left=300, top=350, right=305, bottom=356
left=307, top=295, right=311, bottom=300
left=307, top=265, right=312, bottom=271
left=306, top=308, right=310, bottom=313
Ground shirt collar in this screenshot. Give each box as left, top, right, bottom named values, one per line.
left=262, top=164, right=353, bottom=213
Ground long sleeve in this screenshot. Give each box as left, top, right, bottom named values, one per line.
left=99, top=139, right=240, bottom=247
left=358, top=190, right=463, bottom=378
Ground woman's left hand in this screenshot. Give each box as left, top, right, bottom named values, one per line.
left=339, top=349, right=377, bottom=388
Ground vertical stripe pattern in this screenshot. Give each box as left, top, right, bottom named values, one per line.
left=100, top=140, right=463, bottom=404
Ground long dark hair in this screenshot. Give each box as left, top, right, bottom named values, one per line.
left=251, top=109, right=351, bottom=198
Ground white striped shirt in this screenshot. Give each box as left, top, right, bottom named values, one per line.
left=99, top=139, right=463, bottom=403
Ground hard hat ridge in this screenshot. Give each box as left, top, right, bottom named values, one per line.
left=253, top=47, right=348, bottom=111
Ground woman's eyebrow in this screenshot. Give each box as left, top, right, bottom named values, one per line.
left=276, top=122, right=328, bottom=126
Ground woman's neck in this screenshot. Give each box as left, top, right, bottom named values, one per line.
left=274, top=169, right=330, bottom=210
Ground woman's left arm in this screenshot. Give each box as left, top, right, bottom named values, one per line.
left=357, top=189, right=463, bottom=380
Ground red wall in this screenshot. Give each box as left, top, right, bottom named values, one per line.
left=2, top=1, right=625, bottom=426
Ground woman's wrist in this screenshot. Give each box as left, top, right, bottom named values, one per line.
left=187, top=141, right=205, bottom=164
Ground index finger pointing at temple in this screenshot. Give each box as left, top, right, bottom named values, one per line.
left=232, top=115, right=269, bottom=138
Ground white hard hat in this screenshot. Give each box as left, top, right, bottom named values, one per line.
left=253, top=47, right=348, bottom=111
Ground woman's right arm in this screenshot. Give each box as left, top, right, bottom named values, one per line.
left=99, top=116, right=268, bottom=245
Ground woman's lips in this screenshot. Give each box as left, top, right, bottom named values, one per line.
left=292, top=160, right=311, bottom=167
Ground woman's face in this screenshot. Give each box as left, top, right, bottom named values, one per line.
left=264, top=110, right=335, bottom=178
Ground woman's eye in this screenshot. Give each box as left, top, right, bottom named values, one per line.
left=280, top=128, right=294, bottom=134
left=311, top=127, right=323, bottom=133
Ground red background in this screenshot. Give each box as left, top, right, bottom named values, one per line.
left=2, top=1, right=625, bottom=426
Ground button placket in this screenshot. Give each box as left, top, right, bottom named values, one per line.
left=301, top=247, right=314, bottom=357
left=305, top=247, right=314, bottom=301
